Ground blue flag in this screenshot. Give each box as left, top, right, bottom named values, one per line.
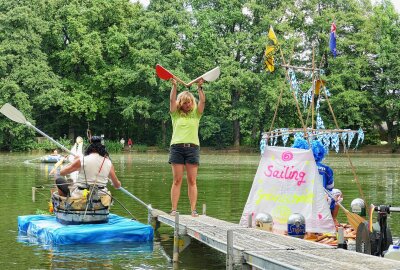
left=329, top=22, right=337, bottom=57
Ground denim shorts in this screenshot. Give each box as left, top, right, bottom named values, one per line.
left=168, top=144, right=200, bottom=165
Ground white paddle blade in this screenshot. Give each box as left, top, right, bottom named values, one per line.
left=187, top=66, right=221, bottom=86
left=202, top=66, right=220, bottom=82
left=0, top=103, right=27, bottom=124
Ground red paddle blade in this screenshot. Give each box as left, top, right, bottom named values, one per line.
left=156, top=64, right=173, bottom=80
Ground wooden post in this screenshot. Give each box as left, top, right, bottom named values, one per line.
left=147, top=204, right=152, bottom=224
left=226, top=229, right=234, bottom=270
left=32, top=187, right=36, bottom=202
left=248, top=213, right=252, bottom=228
left=337, top=227, right=347, bottom=249
left=173, top=212, right=180, bottom=263
left=202, top=203, right=206, bottom=215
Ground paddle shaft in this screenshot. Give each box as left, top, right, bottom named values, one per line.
left=172, top=76, right=187, bottom=87
left=26, top=122, right=75, bottom=156
left=324, top=188, right=348, bottom=213
left=187, top=75, right=203, bottom=87
left=119, top=187, right=152, bottom=211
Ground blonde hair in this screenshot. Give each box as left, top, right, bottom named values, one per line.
left=176, top=91, right=197, bottom=115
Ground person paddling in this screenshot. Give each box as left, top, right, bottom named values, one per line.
left=57, top=136, right=121, bottom=198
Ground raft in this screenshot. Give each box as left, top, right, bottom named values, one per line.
left=18, top=214, right=154, bottom=245
left=40, top=155, right=64, bottom=163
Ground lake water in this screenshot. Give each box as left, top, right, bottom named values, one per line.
left=0, top=151, right=399, bottom=269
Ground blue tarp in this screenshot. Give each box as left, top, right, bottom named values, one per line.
left=18, top=214, right=154, bottom=245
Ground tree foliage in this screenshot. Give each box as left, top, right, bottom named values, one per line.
left=0, top=0, right=399, bottom=150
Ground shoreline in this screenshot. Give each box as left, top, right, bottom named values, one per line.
left=2, top=144, right=399, bottom=155
left=144, top=144, right=400, bottom=154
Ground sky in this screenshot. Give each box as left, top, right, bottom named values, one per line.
left=392, top=0, right=400, bottom=11
left=133, top=0, right=400, bottom=13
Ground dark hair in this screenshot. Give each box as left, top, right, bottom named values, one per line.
left=85, top=136, right=108, bottom=157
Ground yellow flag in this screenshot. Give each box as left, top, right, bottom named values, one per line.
left=264, top=45, right=275, bottom=72
left=265, top=45, right=275, bottom=58
left=268, top=26, right=278, bottom=45
left=314, top=79, right=326, bottom=95
left=265, top=57, right=274, bottom=72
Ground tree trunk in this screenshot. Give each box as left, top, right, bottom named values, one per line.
left=68, top=120, right=75, bottom=140
left=233, top=119, right=240, bottom=147
left=232, top=88, right=241, bottom=147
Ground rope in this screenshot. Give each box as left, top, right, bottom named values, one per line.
left=99, top=190, right=137, bottom=220
left=321, top=84, right=369, bottom=213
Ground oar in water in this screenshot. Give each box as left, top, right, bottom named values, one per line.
left=324, top=188, right=365, bottom=230
left=0, top=103, right=152, bottom=211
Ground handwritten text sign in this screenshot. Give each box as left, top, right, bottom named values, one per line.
left=240, top=146, right=335, bottom=233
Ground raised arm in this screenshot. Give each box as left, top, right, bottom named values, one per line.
left=170, top=79, right=177, bottom=113
left=197, top=79, right=205, bottom=114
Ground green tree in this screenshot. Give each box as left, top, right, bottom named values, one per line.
left=368, top=0, right=400, bottom=148
left=0, top=0, right=63, bottom=150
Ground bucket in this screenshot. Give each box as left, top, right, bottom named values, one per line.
left=287, top=213, right=306, bottom=239
left=255, top=213, right=273, bottom=232
left=351, top=198, right=366, bottom=217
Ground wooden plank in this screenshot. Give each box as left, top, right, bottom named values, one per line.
left=156, top=213, right=400, bottom=270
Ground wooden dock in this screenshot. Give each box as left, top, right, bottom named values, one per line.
left=151, top=210, right=400, bottom=270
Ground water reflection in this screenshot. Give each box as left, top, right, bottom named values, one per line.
left=17, top=234, right=156, bottom=269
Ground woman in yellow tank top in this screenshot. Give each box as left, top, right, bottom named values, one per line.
left=169, top=78, right=205, bottom=217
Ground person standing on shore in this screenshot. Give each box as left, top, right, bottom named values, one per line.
left=168, top=78, right=205, bottom=217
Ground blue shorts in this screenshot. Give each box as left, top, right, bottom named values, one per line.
left=168, top=144, right=200, bottom=165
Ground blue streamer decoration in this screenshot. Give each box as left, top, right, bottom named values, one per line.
left=282, top=128, right=289, bottom=146
left=341, top=132, right=348, bottom=151
left=331, top=132, right=339, bottom=153
left=269, top=132, right=274, bottom=145
left=260, top=137, right=267, bottom=154
left=347, top=131, right=355, bottom=148
left=294, top=132, right=304, bottom=141
left=288, top=69, right=300, bottom=98
left=355, top=128, right=364, bottom=149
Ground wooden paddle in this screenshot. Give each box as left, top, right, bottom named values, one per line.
left=49, top=155, right=67, bottom=176
left=187, top=66, right=221, bottom=86
left=324, top=188, right=365, bottom=230
left=155, top=64, right=187, bottom=86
